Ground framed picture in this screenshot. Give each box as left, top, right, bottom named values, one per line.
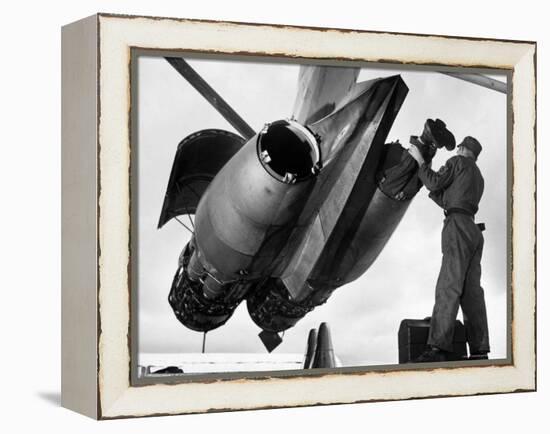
left=61, top=13, right=536, bottom=419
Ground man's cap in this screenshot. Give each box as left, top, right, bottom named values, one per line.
left=459, top=136, right=482, bottom=158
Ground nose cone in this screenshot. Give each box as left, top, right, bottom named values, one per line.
left=311, top=322, right=336, bottom=368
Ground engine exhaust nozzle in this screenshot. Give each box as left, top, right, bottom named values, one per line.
left=257, top=119, right=321, bottom=183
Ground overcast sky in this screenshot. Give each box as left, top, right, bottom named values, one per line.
left=136, top=55, right=508, bottom=367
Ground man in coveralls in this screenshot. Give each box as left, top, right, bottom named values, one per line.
left=409, top=136, right=490, bottom=362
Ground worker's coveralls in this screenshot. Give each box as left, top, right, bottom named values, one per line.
left=418, top=155, right=490, bottom=354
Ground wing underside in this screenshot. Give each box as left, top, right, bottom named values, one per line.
left=276, top=75, right=409, bottom=300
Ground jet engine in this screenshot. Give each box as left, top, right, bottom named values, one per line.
left=168, top=119, right=321, bottom=331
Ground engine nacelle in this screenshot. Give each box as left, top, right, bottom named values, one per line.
left=169, top=120, right=321, bottom=331
left=192, top=120, right=321, bottom=295
left=310, top=140, right=437, bottom=287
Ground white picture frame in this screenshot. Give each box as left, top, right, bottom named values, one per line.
left=61, top=13, right=536, bottom=419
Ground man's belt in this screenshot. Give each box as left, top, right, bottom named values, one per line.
left=444, top=208, right=485, bottom=231
left=444, top=208, right=474, bottom=218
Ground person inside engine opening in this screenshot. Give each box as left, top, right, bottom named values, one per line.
left=408, top=135, right=490, bottom=363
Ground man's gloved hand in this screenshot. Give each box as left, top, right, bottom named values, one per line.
left=421, top=118, right=456, bottom=151
left=408, top=144, right=425, bottom=166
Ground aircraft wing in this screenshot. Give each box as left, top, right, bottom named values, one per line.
left=276, top=75, right=409, bottom=300
left=292, top=65, right=360, bottom=125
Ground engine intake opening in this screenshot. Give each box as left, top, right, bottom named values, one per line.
left=257, top=120, right=320, bottom=183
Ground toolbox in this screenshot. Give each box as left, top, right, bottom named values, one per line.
left=398, top=318, right=467, bottom=363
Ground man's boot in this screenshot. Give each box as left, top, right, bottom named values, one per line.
left=468, top=352, right=489, bottom=361
left=412, top=346, right=450, bottom=363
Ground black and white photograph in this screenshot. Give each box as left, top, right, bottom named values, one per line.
left=133, top=53, right=509, bottom=378
left=1, top=0, right=545, bottom=428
